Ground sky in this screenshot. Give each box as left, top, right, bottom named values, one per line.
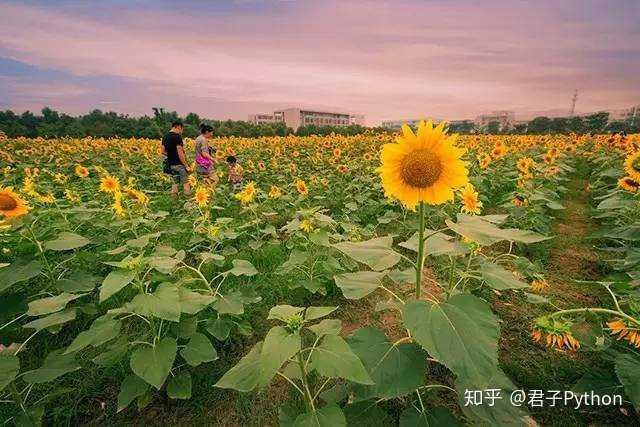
left=0, top=0, right=639, bottom=125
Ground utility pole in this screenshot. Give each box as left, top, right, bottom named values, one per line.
left=570, top=89, right=578, bottom=117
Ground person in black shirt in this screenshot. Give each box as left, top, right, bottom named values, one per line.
left=162, top=121, right=192, bottom=199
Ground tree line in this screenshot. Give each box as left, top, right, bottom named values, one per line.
left=0, top=107, right=367, bottom=139
left=0, top=107, right=637, bottom=139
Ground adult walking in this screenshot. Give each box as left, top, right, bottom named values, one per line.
left=162, top=120, right=192, bottom=199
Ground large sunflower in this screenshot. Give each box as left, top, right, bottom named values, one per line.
left=0, top=187, right=30, bottom=219
left=378, top=121, right=468, bottom=209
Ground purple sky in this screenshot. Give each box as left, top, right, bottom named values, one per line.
left=1, top=0, right=639, bottom=125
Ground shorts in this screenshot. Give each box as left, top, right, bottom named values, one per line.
left=170, top=165, right=188, bottom=185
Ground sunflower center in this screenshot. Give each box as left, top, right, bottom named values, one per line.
left=0, top=193, right=18, bottom=211
left=400, top=149, right=443, bottom=188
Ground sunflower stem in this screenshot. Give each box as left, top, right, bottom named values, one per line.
left=416, top=202, right=426, bottom=299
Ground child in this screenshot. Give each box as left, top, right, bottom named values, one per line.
left=227, top=156, right=244, bottom=190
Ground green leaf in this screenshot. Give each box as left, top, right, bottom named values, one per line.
left=348, top=327, right=425, bottom=399
left=130, top=337, right=177, bottom=389
left=23, top=308, right=76, bottom=331
left=228, top=259, right=258, bottom=276
left=0, top=355, right=19, bottom=391
left=117, top=282, right=181, bottom=322
left=180, top=333, right=218, bottom=366
left=400, top=231, right=468, bottom=256
left=206, top=317, right=234, bottom=341
left=333, top=237, right=400, bottom=271
left=65, top=315, right=121, bottom=354
left=334, top=271, right=385, bottom=299
left=22, top=351, right=80, bottom=383
left=258, top=326, right=301, bottom=387
left=343, top=400, right=395, bottom=426
left=215, top=342, right=263, bottom=392
left=14, top=405, right=44, bottom=427
left=56, top=271, right=100, bottom=293
left=479, top=262, right=529, bottom=290
left=92, top=337, right=128, bottom=367
left=386, top=268, right=416, bottom=285
left=99, top=270, right=135, bottom=303
left=615, top=353, right=640, bottom=409
left=212, top=290, right=261, bottom=315
left=167, top=370, right=192, bottom=399
left=403, top=294, right=499, bottom=384
left=179, top=288, right=215, bottom=314
left=307, top=319, right=342, bottom=337
left=293, top=404, right=346, bottom=427
left=0, top=259, right=42, bottom=294
left=117, top=374, right=149, bottom=412
left=457, top=368, right=528, bottom=425
left=446, top=214, right=550, bottom=246
left=305, top=306, right=337, bottom=321
left=573, top=369, right=621, bottom=396
left=309, top=335, right=373, bottom=385
left=44, top=232, right=91, bottom=251
left=399, top=407, right=462, bottom=427
left=268, top=305, right=305, bottom=321
left=27, top=292, right=86, bottom=316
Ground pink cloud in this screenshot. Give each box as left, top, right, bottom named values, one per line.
left=0, top=0, right=638, bottom=124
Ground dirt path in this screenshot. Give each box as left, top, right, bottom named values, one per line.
left=493, top=173, right=624, bottom=425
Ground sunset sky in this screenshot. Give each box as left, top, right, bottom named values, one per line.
left=0, top=0, right=639, bottom=125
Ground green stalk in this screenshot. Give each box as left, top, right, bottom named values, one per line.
left=297, top=353, right=316, bottom=412
left=415, top=202, right=426, bottom=299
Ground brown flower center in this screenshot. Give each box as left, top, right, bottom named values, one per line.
left=400, top=149, right=443, bottom=188
left=0, top=193, right=18, bottom=211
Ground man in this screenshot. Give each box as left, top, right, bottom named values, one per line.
left=162, top=120, right=192, bottom=199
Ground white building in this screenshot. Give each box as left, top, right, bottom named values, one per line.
left=475, top=111, right=516, bottom=128
left=249, top=108, right=364, bottom=130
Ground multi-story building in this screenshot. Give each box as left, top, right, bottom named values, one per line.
left=475, top=111, right=516, bottom=129
left=247, top=113, right=281, bottom=124
left=249, top=108, right=363, bottom=130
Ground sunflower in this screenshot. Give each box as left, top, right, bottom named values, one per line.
left=64, top=189, right=81, bottom=203
left=295, top=178, right=308, bottom=196
left=378, top=121, right=468, bottom=209
left=338, top=165, right=349, bottom=174
left=75, top=165, right=89, bottom=178
left=99, top=176, right=120, bottom=193
left=624, top=151, right=640, bottom=181
left=268, top=185, right=282, bottom=199
left=459, top=184, right=482, bottom=215
left=235, top=182, right=256, bottom=205
left=531, top=278, right=549, bottom=293
left=333, top=148, right=341, bottom=158
left=363, top=153, right=373, bottom=162
left=194, top=187, right=210, bottom=208
left=478, top=154, right=491, bottom=169
left=512, top=195, right=528, bottom=207
left=299, top=219, right=314, bottom=233
left=0, top=187, right=30, bottom=219
left=607, top=319, right=640, bottom=348
left=532, top=328, right=580, bottom=351
left=618, top=176, right=640, bottom=192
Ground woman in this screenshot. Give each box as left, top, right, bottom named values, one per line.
left=194, top=124, right=218, bottom=188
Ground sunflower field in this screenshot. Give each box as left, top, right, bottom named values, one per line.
left=1, top=124, right=640, bottom=426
